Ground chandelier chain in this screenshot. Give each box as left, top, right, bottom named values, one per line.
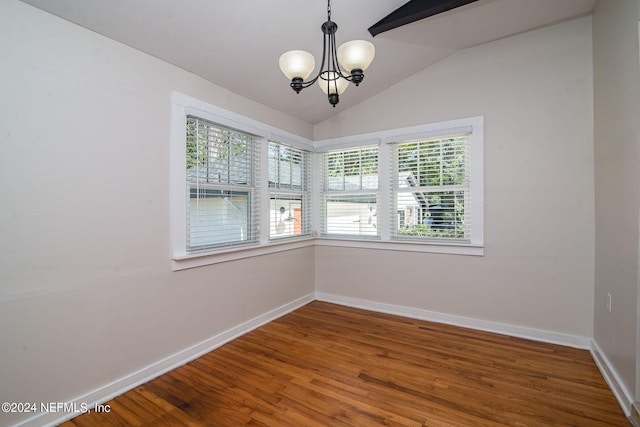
left=327, top=0, right=331, bottom=19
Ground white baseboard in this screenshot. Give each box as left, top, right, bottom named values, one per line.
left=315, top=292, right=592, bottom=349
left=14, top=292, right=630, bottom=427
left=590, top=339, right=634, bottom=417
left=15, top=293, right=315, bottom=427
left=631, top=402, right=640, bottom=427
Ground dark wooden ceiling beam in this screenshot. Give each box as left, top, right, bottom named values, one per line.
left=368, top=0, right=479, bottom=37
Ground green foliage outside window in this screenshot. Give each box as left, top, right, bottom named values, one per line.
left=327, top=146, right=378, bottom=178
left=186, top=116, right=251, bottom=184
left=396, top=136, right=467, bottom=240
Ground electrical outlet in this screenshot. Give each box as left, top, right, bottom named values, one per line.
left=607, top=293, right=612, bottom=313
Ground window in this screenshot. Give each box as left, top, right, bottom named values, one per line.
left=185, top=115, right=260, bottom=252
left=268, top=141, right=312, bottom=240
left=314, top=115, right=483, bottom=255
left=392, top=135, right=470, bottom=242
left=321, top=146, right=379, bottom=237
left=171, top=92, right=482, bottom=268
left=172, top=92, right=316, bottom=269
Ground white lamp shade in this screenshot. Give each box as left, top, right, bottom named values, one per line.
left=279, top=50, right=315, bottom=80
left=337, top=40, right=375, bottom=72
left=318, top=71, right=349, bottom=95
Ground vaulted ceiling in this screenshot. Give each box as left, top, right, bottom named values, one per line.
left=20, top=0, right=596, bottom=125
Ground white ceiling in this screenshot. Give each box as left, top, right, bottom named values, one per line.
left=20, top=0, right=596, bottom=125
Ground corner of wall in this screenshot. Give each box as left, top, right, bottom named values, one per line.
left=631, top=402, right=640, bottom=427
left=591, top=339, right=634, bottom=417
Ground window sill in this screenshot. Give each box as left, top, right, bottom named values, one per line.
left=314, top=237, right=484, bottom=256
left=173, top=236, right=484, bottom=270
left=172, top=238, right=316, bottom=271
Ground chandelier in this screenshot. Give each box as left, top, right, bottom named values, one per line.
left=278, top=0, right=375, bottom=107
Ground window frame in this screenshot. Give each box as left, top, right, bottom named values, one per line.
left=171, top=92, right=315, bottom=271
left=185, top=115, right=261, bottom=253
left=268, top=140, right=312, bottom=241
left=391, top=134, right=471, bottom=243
left=314, top=116, right=484, bottom=256
left=171, top=92, right=484, bottom=271
left=320, top=145, right=380, bottom=239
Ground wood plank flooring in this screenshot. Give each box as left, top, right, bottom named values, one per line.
left=63, top=301, right=630, bottom=426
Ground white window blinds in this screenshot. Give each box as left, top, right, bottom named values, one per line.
left=186, top=115, right=260, bottom=252
left=268, top=141, right=312, bottom=240
left=322, top=146, right=379, bottom=237
left=391, top=135, right=470, bottom=241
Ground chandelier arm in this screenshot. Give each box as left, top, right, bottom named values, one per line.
left=315, top=22, right=331, bottom=86
left=328, top=30, right=352, bottom=81
left=327, top=28, right=337, bottom=94
left=290, top=77, right=320, bottom=91
left=325, top=29, right=341, bottom=106
left=289, top=18, right=333, bottom=89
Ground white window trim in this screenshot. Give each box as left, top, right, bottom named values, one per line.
left=171, top=92, right=484, bottom=270
left=314, top=116, right=484, bottom=256
left=170, top=92, right=314, bottom=270
left=315, top=237, right=484, bottom=256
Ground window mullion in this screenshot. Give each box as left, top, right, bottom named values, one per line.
left=439, top=139, right=444, bottom=187
left=378, top=141, right=390, bottom=241
left=359, top=149, right=363, bottom=190
left=259, top=137, right=270, bottom=246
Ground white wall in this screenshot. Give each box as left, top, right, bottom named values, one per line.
left=0, top=1, right=614, bottom=424
left=592, top=0, right=640, bottom=402
left=314, top=17, right=595, bottom=338
left=0, top=1, right=314, bottom=425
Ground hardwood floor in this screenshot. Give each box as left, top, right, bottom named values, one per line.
left=63, top=301, right=630, bottom=426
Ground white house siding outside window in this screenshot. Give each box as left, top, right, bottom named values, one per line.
left=185, top=115, right=260, bottom=253
left=321, top=146, right=379, bottom=237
